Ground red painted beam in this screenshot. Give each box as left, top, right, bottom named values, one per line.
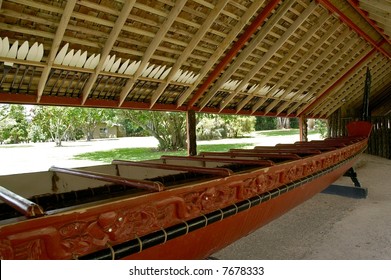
left=0, top=93, right=188, bottom=111
left=298, top=48, right=376, bottom=117
left=186, top=0, right=282, bottom=109
left=346, top=0, right=391, bottom=45
left=317, top=0, right=391, bottom=59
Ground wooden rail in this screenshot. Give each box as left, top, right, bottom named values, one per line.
left=231, top=148, right=322, bottom=155
left=0, top=186, right=45, bottom=218
left=49, top=167, right=164, bottom=192
left=160, top=155, right=274, bottom=166
left=198, top=151, right=300, bottom=160
left=111, top=160, right=233, bottom=177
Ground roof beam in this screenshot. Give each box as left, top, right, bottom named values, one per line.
left=316, top=54, right=379, bottom=116
left=175, top=0, right=269, bottom=107
left=118, top=0, right=188, bottom=107
left=218, top=1, right=318, bottom=112
left=298, top=39, right=387, bottom=116
left=235, top=12, right=331, bottom=113
left=317, top=0, right=391, bottom=59
left=298, top=47, right=377, bottom=117
left=148, top=0, right=230, bottom=108
left=346, top=0, right=391, bottom=45
left=251, top=20, right=343, bottom=114
left=273, top=31, right=361, bottom=115
left=185, top=0, right=282, bottom=109
left=197, top=0, right=294, bottom=110
left=81, top=0, right=136, bottom=105
left=36, top=0, right=77, bottom=103
left=322, top=58, right=390, bottom=117
left=322, top=57, right=390, bottom=117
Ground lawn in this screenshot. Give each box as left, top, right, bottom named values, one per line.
left=256, top=129, right=319, bottom=137
left=73, top=143, right=254, bottom=162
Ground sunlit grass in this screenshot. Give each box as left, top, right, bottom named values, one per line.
left=256, top=129, right=318, bottom=137
left=73, top=143, right=254, bottom=162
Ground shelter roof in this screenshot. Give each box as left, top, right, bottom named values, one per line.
left=0, top=0, right=390, bottom=118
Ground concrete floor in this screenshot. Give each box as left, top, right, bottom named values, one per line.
left=213, top=154, right=391, bottom=260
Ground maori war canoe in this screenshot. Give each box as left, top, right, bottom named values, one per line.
left=0, top=121, right=372, bottom=259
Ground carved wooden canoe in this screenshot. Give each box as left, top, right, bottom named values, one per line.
left=0, top=121, right=372, bottom=259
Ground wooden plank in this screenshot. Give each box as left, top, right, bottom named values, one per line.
left=0, top=186, right=45, bottom=218
left=81, top=0, right=137, bottom=104
left=118, top=0, right=188, bottom=106
left=49, top=166, right=164, bottom=192
left=111, top=160, right=233, bottom=177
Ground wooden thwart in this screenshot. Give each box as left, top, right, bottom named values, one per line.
left=0, top=186, right=45, bottom=218
left=199, top=151, right=300, bottom=160
left=112, top=160, right=233, bottom=177
left=49, top=166, right=164, bottom=192
left=160, top=155, right=274, bottom=166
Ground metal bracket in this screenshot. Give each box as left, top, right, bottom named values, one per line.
left=322, top=167, right=368, bottom=198
left=343, top=167, right=362, bottom=188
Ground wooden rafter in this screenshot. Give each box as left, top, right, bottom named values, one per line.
left=118, top=0, right=188, bottom=106
left=175, top=0, right=269, bottom=107
left=36, top=0, right=77, bottom=103
left=273, top=31, right=362, bottom=115
left=250, top=19, right=344, bottom=114
left=298, top=48, right=376, bottom=117
left=81, top=0, right=136, bottom=104
left=196, top=0, right=294, bottom=110
left=148, top=0, right=230, bottom=108
left=185, top=0, right=282, bottom=109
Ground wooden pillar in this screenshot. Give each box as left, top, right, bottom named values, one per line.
left=299, top=116, right=308, bottom=142
left=186, top=110, right=197, bottom=156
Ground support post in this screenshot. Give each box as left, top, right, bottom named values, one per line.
left=322, top=167, right=368, bottom=198
left=299, top=116, right=308, bottom=142
left=187, top=110, right=197, bottom=156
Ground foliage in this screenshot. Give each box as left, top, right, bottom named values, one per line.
left=117, top=110, right=187, bottom=151
left=72, top=108, right=115, bottom=141
left=196, top=115, right=226, bottom=140
left=314, top=119, right=328, bottom=139
left=255, top=116, right=277, bottom=131
left=30, top=106, right=78, bottom=146
left=197, top=114, right=255, bottom=140
left=0, top=105, right=29, bottom=144
left=118, top=117, right=146, bottom=136
left=289, top=118, right=299, bottom=129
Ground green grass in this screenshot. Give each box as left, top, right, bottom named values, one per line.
left=73, top=143, right=254, bottom=162
left=256, top=129, right=319, bottom=137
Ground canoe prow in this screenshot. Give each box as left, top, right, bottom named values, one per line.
left=346, top=121, right=372, bottom=138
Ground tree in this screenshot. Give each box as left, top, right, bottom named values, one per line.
left=72, top=108, right=115, bottom=141
left=117, top=110, right=187, bottom=151
left=197, top=113, right=256, bottom=140
left=0, top=105, right=29, bottom=144
left=255, top=116, right=277, bottom=130
left=31, top=106, right=78, bottom=146
left=276, top=117, right=290, bottom=129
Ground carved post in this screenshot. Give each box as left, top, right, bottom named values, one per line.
left=187, top=110, right=197, bottom=156
left=299, top=116, right=308, bottom=142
